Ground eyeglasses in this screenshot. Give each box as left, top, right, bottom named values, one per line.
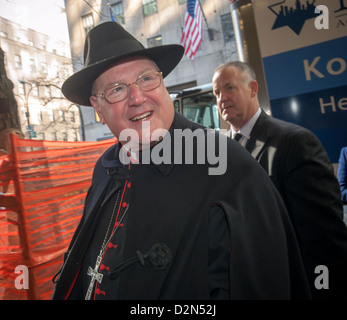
left=93, top=71, right=163, bottom=104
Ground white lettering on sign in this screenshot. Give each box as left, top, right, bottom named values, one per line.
left=304, top=57, right=324, bottom=80
left=304, top=56, right=347, bottom=80
left=319, top=96, right=347, bottom=114
left=327, top=58, right=346, bottom=75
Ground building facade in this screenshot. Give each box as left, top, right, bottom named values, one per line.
left=64, top=0, right=237, bottom=141
left=0, top=17, right=81, bottom=142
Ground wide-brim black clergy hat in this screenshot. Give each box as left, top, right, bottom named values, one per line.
left=61, top=21, right=184, bottom=106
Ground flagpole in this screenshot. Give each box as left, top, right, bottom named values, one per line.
left=197, top=0, right=213, bottom=40
left=107, top=3, right=118, bottom=23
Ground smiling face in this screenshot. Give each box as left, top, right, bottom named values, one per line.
left=90, top=57, right=174, bottom=150
left=212, top=65, right=259, bottom=131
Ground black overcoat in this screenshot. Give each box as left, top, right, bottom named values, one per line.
left=52, top=113, right=310, bottom=299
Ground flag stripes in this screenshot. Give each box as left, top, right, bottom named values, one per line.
left=180, top=0, right=203, bottom=59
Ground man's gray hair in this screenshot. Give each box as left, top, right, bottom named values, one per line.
left=214, top=61, right=257, bottom=83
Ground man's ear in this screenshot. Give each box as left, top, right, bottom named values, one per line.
left=90, top=96, right=106, bottom=124
left=249, top=80, right=258, bottom=98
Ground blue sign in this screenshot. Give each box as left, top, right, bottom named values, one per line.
left=263, top=36, right=347, bottom=162
left=263, top=37, right=347, bottom=100
left=270, top=85, right=347, bottom=162
left=253, top=0, right=347, bottom=163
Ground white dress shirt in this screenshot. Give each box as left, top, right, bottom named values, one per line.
left=231, top=108, right=261, bottom=147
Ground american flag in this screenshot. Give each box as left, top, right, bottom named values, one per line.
left=180, top=0, right=203, bottom=59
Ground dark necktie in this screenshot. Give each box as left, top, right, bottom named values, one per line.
left=233, top=133, right=243, bottom=142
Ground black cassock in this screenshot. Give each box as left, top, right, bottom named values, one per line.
left=52, top=113, right=311, bottom=300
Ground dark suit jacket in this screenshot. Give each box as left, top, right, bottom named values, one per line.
left=245, top=109, right=347, bottom=299
left=337, top=147, right=347, bottom=203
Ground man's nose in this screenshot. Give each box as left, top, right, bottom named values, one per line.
left=218, top=90, right=226, bottom=103
left=128, top=83, right=146, bottom=105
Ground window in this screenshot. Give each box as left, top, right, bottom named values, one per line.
left=82, top=13, right=94, bottom=35
left=41, top=62, right=48, bottom=74
left=44, top=85, right=51, bottom=98
left=111, top=2, right=125, bottom=24
left=32, top=84, right=39, bottom=97
left=18, top=82, right=25, bottom=95
left=58, top=110, right=65, bottom=122
left=181, top=92, right=219, bottom=129
left=51, top=132, right=57, bottom=141
left=3, top=51, right=7, bottom=67
left=20, top=107, right=26, bottom=120
left=53, top=86, right=62, bottom=98
left=52, top=62, right=60, bottom=78
left=178, top=0, right=187, bottom=4
left=147, top=35, right=162, bottom=48
left=70, top=111, right=76, bottom=123
left=15, top=55, right=22, bottom=69
left=0, top=31, right=8, bottom=38
left=62, top=132, right=68, bottom=141
left=221, top=13, right=234, bottom=43
left=72, top=131, right=78, bottom=141
left=30, top=58, right=36, bottom=73
left=37, top=132, right=45, bottom=140
left=48, top=110, right=55, bottom=122
left=142, top=0, right=157, bottom=16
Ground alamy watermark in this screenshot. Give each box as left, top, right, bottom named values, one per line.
left=118, top=121, right=228, bottom=176
left=314, top=265, right=329, bottom=290
left=13, top=264, right=330, bottom=291
left=314, top=5, right=329, bottom=30
left=14, top=265, right=29, bottom=290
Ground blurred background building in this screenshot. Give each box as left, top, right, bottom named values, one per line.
left=0, top=16, right=81, bottom=142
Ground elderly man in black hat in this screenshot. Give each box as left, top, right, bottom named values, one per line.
left=52, top=22, right=311, bottom=300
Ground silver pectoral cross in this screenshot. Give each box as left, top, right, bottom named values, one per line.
left=85, top=254, right=104, bottom=300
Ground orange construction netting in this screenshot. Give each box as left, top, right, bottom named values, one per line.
left=0, top=134, right=116, bottom=300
